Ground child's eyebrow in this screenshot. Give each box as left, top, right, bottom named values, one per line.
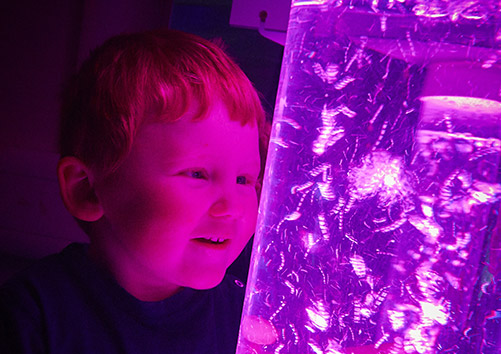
left=155, top=155, right=207, bottom=166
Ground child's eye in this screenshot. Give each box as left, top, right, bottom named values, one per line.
left=236, top=176, right=247, bottom=185
left=191, top=171, right=205, bottom=179
left=183, top=170, right=207, bottom=180
left=237, top=175, right=256, bottom=186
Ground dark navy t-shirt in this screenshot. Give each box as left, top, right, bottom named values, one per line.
left=0, top=243, right=246, bottom=354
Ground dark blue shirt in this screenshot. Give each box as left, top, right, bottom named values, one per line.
left=0, top=243, right=245, bottom=354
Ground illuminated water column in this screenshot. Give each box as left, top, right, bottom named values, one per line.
left=237, top=1, right=500, bottom=353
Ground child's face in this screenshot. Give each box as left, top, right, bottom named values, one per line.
left=93, top=100, right=260, bottom=298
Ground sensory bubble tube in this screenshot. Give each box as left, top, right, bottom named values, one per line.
left=237, top=1, right=501, bottom=353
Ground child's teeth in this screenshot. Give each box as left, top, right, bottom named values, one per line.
left=206, top=237, right=224, bottom=243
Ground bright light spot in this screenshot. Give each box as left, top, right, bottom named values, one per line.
left=388, top=310, right=406, bottom=330
left=325, top=339, right=343, bottom=354
left=302, top=232, right=318, bottom=253
left=420, top=301, right=449, bottom=325
left=422, top=204, right=433, bottom=217
left=406, top=327, right=431, bottom=353
left=384, top=174, right=397, bottom=187
left=285, top=211, right=301, bottom=221
left=305, top=300, right=330, bottom=331
left=429, top=225, right=440, bottom=238
left=420, top=96, right=501, bottom=115
left=350, top=255, right=367, bottom=278
left=313, top=105, right=346, bottom=156
left=471, top=191, right=489, bottom=203
left=308, top=341, right=324, bottom=354
left=360, top=308, right=372, bottom=318
left=348, top=151, right=412, bottom=206
left=416, top=265, right=443, bottom=298
left=408, top=215, right=443, bottom=243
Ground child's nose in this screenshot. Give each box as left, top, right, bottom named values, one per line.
left=209, top=187, right=242, bottom=219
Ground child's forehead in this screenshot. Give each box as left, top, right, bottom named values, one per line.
left=130, top=107, right=260, bottom=167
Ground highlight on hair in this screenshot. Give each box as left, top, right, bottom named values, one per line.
left=59, top=29, right=266, bottom=177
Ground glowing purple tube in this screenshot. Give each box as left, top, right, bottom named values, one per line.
left=237, top=1, right=501, bottom=353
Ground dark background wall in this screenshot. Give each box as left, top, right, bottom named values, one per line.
left=0, top=0, right=284, bottom=283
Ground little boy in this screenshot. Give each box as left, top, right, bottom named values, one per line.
left=0, top=29, right=268, bottom=353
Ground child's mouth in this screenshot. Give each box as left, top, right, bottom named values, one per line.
left=194, top=237, right=228, bottom=245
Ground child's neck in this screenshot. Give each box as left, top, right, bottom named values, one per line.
left=87, top=237, right=183, bottom=302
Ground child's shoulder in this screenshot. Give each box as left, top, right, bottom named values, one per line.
left=0, top=245, right=248, bottom=353
left=0, top=243, right=91, bottom=353
left=1, top=243, right=88, bottom=291
left=0, top=243, right=90, bottom=321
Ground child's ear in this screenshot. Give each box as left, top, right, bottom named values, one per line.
left=57, top=156, right=104, bottom=222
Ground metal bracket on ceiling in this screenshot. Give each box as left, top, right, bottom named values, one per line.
left=258, top=10, right=286, bottom=46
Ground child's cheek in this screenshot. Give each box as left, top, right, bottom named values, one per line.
left=101, top=181, right=184, bottom=242
left=129, top=188, right=187, bottom=235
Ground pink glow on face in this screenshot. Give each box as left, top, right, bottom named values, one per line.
left=93, top=100, right=260, bottom=300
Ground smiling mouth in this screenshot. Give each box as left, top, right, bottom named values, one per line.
left=194, top=237, right=228, bottom=245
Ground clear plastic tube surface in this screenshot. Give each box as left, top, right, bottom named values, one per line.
left=237, top=1, right=501, bottom=353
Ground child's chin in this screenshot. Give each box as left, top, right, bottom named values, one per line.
left=187, top=271, right=226, bottom=290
